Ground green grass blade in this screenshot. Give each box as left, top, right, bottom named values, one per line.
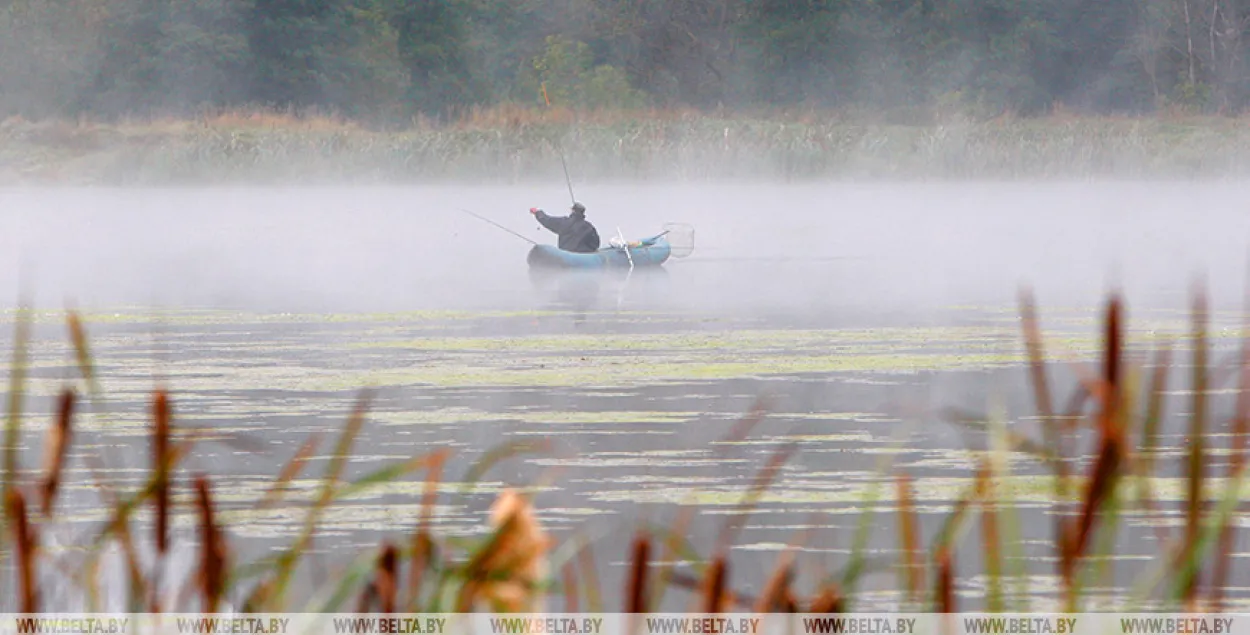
left=335, top=452, right=448, bottom=502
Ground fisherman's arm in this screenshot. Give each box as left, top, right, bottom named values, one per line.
left=530, top=208, right=569, bottom=233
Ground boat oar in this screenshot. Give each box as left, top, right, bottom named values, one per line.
left=455, top=208, right=537, bottom=245
left=615, top=226, right=635, bottom=271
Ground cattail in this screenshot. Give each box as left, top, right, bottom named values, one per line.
left=1064, top=297, right=1127, bottom=607
left=8, top=488, right=38, bottom=612
left=67, top=311, right=94, bottom=385
left=627, top=532, right=650, bottom=614
left=153, top=390, right=171, bottom=555
left=195, top=475, right=226, bottom=612
left=376, top=543, right=398, bottom=613
left=41, top=388, right=75, bottom=516
left=701, top=557, right=727, bottom=614
left=935, top=549, right=954, bottom=613
left=458, top=489, right=550, bottom=612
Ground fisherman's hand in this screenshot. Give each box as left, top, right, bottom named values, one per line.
left=529, top=207, right=540, bottom=215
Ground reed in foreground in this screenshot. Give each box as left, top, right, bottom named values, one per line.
left=0, top=289, right=1245, bottom=612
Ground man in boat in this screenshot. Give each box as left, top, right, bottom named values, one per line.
left=529, top=202, right=601, bottom=253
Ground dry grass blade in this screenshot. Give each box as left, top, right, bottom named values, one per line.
left=377, top=543, right=398, bottom=613
left=977, top=461, right=1002, bottom=611
left=356, top=582, right=378, bottom=613
left=1182, top=286, right=1208, bottom=605
left=419, top=449, right=448, bottom=534
left=896, top=470, right=922, bottom=606
left=241, top=580, right=273, bottom=612
left=41, top=388, right=75, bottom=517
left=116, top=514, right=147, bottom=612
left=401, top=448, right=448, bottom=610
left=650, top=507, right=699, bottom=608
left=255, top=433, right=321, bottom=510
left=153, top=390, right=172, bottom=556
left=809, top=584, right=844, bottom=613
left=8, top=488, right=38, bottom=612
left=940, top=407, right=1058, bottom=461
left=627, top=531, right=650, bottom=613
left=196, top=474, right=226, bottom=612
left=715, top=395, right=772, bottom=455
left=753, top=561, right=794, bottom=613
left=701, top=557, right=727, bottom=614
left=577, top=538, right=602, bottom=613
left=755, top=516, right=816, bottom=613
left=1020, top=289, right=1072, bottom=581
left=1019, top=288, right=1055, bottom=418
left=563, top=561, right=578, bottom=612
left=1139, top=343, right=1172, bottom=477
left=1212, top=280, right=1250, bottom=610
left=1019, top=288, right=1061, bottom=463
left=272, top=389, right=372, bottom=607
left=407, top=530, right=434, bottom=611
left=667, top=571, right=751, bottom=609
left=652, top=399, right=772, bottom=608
left=714, top=442, right=796, bottom=556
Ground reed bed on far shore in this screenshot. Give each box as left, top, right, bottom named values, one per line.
left=0, top=286, right=1248, bottom=612
left=4, top=110, right=1250, bottom=184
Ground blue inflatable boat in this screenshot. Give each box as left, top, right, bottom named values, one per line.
left=527, top=233, right=672, bottom=269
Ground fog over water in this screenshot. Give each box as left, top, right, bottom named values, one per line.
left=1, top=182, right=1247, bottom=317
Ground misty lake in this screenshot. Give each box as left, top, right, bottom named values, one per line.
left=1, top=182, right=1249, bottom=611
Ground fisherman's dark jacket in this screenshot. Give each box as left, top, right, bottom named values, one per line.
left=535, top=211, right=600, bottom=253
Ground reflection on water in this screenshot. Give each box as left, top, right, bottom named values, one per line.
left=528, top=267, right=673, bottom=319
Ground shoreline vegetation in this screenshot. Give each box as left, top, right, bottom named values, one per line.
left=5, top=109, right=1250, bottom=185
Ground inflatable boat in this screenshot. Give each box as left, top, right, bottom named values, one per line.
left=526, top=233, right=672, bottom=269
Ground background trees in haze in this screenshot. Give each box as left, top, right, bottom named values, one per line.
left=1, top=0, right=1247, bottom=121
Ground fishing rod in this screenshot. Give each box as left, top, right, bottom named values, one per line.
left=456, top=208, right=537, bottom=245
left=541, top=82, right=577, bottom=206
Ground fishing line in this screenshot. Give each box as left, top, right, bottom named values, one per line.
left=455, top=208, right=537, bottom=245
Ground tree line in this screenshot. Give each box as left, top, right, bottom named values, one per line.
left=1, top=0, right=1248, bottom=122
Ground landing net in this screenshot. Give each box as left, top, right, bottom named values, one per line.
left=662, top=222, right=695, bottom=258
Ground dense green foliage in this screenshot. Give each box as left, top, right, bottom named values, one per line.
left=3, top=0, right=1250, bottom=121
